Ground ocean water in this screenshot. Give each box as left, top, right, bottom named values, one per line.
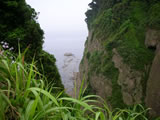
left=26, top=0, right=91, bottom=94
left=43, top=32, right=88, bottom=93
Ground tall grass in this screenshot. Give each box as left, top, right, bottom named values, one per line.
left=0, top=49, right=159, bottom=120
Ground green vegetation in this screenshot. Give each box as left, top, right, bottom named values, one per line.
left=37, top=51, right=63, bottom=89
left=86, top=51, right=91, bottom=60
left=83, top=0, right=160, bottom=109
left=1, top=0, right=160, bottom=119
left=148, top=2, right=160, bottom=29
left=86, top=49, right=125, bottom=108
left=0, top=0, right=43, bottom=55
left=90, top=1, right=155, bottom=71
left=0, top=0, right=63, bottom=88
left=0, top=50, right=159, bottom=120
left=88, top=51, right=102, bottom=74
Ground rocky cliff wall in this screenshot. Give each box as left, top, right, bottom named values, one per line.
left=145, top=29, right=160, bottom=117
left=79, top=0, right=160, bottom=117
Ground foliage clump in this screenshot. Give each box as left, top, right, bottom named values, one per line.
left=84, top=0, right=160, bottom=108
left=0, top=0, right=63, bottom=88
left=0, top=50, right=158, bottom=120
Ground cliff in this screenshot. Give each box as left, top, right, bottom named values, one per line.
left=79, top=0, right=160, bottom=117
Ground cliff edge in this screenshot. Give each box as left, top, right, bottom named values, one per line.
left=79, top=0, right=160, bottom=117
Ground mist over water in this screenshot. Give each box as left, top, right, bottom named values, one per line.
left=43, top=32, right=87, bottom=93
left=26, top=0, right=91, bottom=93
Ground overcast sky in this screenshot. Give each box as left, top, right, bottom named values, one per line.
left=26, top=0, right=92, bottom=65
left=26, top=0, right=92, bottom=89
left=26, top=0, right=91, bottom=36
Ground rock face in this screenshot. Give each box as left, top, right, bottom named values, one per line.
left=78, top=30, right=112, bottom=100
left=112, top=49, right=142, bottom=105
left=145, top=29, right=160, bottom=49
left=78, top=0, right=160, bottom=117
left=79, top=29, right=144, bottom=108
left=146, top=29, right=160, bottom=117
left=64, top=53, right=75, bottom=57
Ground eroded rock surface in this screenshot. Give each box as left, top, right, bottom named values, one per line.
left=146, top=29, right=160, bottom=117
left=112, top=49, right=142, bottom=105
left=78, top=0, right=160, bottom=118
left=78, top=30, right=112, bottom=101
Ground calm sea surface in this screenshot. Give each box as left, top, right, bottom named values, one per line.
left=43, top=32, right=88, bottom=93
left=26, top=0, right=91, bottom=93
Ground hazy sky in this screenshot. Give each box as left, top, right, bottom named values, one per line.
left=26, top=0, right=92, bottom=59
left=26, top=0, right=92, bottom=91
left=26, top=0, right=92, bottom=57
left=26, top=0, right=91, bottom=36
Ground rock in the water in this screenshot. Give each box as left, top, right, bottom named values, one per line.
left=64, top=53, right=74, bottom=57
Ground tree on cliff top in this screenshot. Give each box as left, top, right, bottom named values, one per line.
left=0, top=0, right=63, bottom=89
left=0, top=0, right=43, bottom=58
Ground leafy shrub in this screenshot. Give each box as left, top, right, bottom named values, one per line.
left=0, top=50, right=159, bottom=119
left=148, top=2, right=160, bottom=28
left=37, top=50, right=63, bottom=90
